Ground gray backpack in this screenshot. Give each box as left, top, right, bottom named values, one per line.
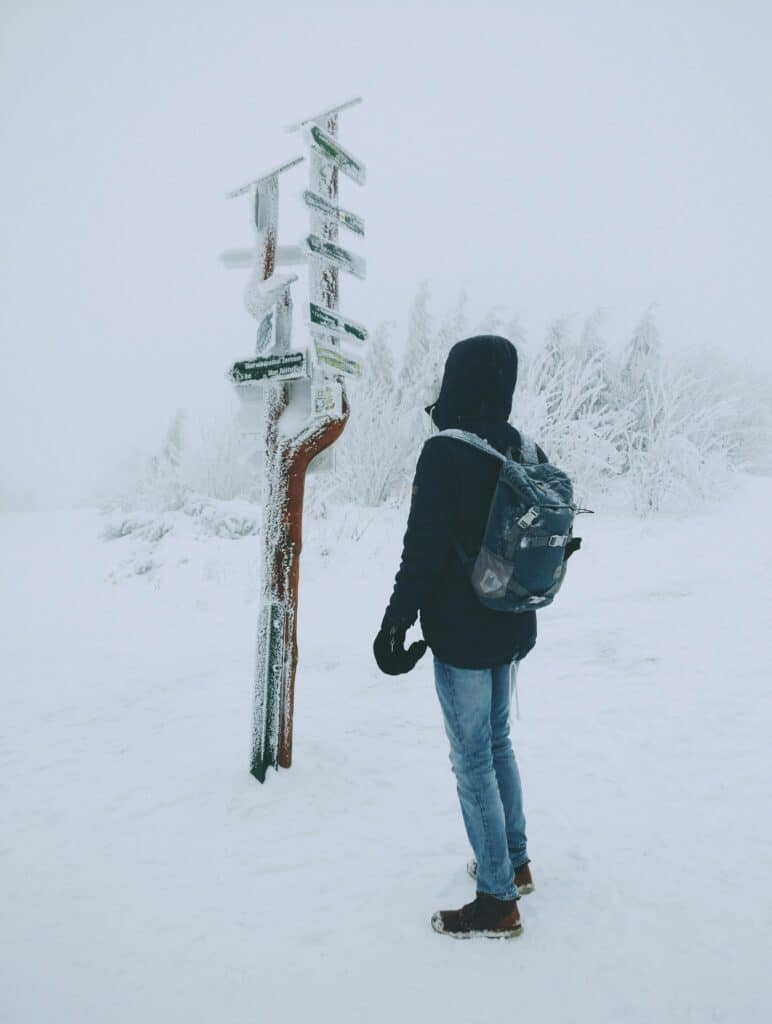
left=431, top=429, right=578, bottom=613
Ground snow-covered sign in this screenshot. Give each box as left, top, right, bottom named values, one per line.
left=304, top=235, right=366, bottom=279
left=303, top=190, right=365, bottom=236
left=225, top=156, right=304, bottom=200
left=221, top=245, right=305, bottom=270
left=309, top=303, right=367, bottom=343
left=242, top=273, right=298, bottom=354
left=285, top=96, right=362, bottom=132
left=315, top=343, right=362, bottom=377
left=312, top=378, right=343, bottom=417
left=229, top=350, right=308, bottom=384
left=306, top=124, right=366, bottom=185
left=225, top=160, right=303, bottom=355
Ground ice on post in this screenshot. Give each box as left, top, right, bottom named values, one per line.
left=220, top=98, right=368, bottom=783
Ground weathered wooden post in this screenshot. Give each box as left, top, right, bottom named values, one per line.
left=223, top=98, right=366, bottom=782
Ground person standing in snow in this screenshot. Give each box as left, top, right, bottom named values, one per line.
left=373, top=335, right=556, bottom=939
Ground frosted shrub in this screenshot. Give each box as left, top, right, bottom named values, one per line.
left=515, top=318, right=630, bottom=505
left=327, top=324, right=410, bottom=507
left=105, top=407, right=260, bottom=516
left=615, top=310, right=764, bottom=512
left=328, top=287, right=471, bottom=509
left=623, top=357, right=747, bottom=514
left=330, top=293, right=765, bottom=515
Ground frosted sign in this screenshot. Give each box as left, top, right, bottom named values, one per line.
left=303, top=190, right=365, bottom=236
left=315, top=344, right=362, bottom=378
left=229, top=351, right=308, bottom=384
left=306, top=124, right=366, bottom=185
left=312, top=379, right=344, bottom=417
left=309, top=303, right=367, bottom=343
left=304, top=235, right=366, bottom=280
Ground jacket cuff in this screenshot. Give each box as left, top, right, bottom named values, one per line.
left=381, top=608, right=414, bottom=632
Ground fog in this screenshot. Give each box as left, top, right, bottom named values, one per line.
left=2, top=0, right=770, bottom=503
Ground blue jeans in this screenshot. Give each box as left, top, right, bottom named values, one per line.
left=433, top=657, right=528, bottom=901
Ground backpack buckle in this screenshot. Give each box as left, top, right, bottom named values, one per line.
left=548, top=535, right=566, bottom=547
left=518, top=507, right=539, bottom=528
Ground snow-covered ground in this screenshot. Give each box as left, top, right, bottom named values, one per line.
left=2, top=477, right=771, bottom=1023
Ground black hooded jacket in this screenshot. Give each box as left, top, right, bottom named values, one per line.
left=384, top=335, right=547, bottom=669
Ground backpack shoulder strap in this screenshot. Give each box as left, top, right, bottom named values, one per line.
left=427, top=428, right=507, bottom=464
left=518, top=432, right=539, bottom=466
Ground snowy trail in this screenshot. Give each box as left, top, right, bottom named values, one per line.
left=2, top=480, right=771, bottom=1023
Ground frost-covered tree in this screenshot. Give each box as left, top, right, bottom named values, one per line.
left=515, top=317, right=629, bottom=506
left=329, top=323, right=409, bottom=507
left=108, top=287, right=769, bottom=520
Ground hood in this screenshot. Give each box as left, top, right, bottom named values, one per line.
left=428, top=335, right=518, bottom=430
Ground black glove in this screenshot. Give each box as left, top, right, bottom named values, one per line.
left=373, top=615, right=428, bottom=676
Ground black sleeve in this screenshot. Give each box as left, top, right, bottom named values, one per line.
left=384, top=440, right=458, bottom=629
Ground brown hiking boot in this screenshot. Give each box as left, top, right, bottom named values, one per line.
left=431, top=891, right=523, bottom=939
left=466, top=858, right=535, bottom=895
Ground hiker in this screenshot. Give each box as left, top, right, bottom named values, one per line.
left=373, top=334, right=578, bottom=939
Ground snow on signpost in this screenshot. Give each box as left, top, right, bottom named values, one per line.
left=222, top=97, right=366, bottom=783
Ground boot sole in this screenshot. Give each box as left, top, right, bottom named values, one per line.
left=431, top=913, right=524, bottom=939
left=466, top=860, right=535, bottom=895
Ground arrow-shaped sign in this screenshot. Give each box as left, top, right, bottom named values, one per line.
left=303, top=190, right=364, bottom=236
left=230, top=350, right=309, bottom=384
left=306, top=125, right=366, bottom=185
left=304, top=235, right=365, bottom=279
left=309, top=303, right=367, bottom=343
left=221, top=246, right=305, bottom=269
left=314, top=343, right=362, bottom=378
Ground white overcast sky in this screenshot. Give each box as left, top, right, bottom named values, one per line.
left=2, top=0, right=770, bottom=500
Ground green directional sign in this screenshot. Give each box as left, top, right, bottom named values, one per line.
left=305, top=234, right=366, bottom=279
left=315, top=343, right=362, bottom=378
left=309, top=303, right=367, bottom=343
left=230, top=350, right=308, bottom=384
left=308, top=125, right=366, bottom=185
left=303, top=190, right=365, bottom=236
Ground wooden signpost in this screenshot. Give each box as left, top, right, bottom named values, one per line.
left=222, top=97, right=366, bottom=782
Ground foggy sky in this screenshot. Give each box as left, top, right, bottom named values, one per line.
left=2, top=0, right=770, bottom=502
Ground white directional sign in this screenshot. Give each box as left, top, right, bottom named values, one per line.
left=309, top=303, right=367, bottom=343
left=303, top=190, right=364, bottom=236
left=304, top=235, right=365, bottom=279
left=315, top=343, right=362, bottom=378
left=221, top=246, right=305, bottom=269
left=230, top=350, right=309, bottom=384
